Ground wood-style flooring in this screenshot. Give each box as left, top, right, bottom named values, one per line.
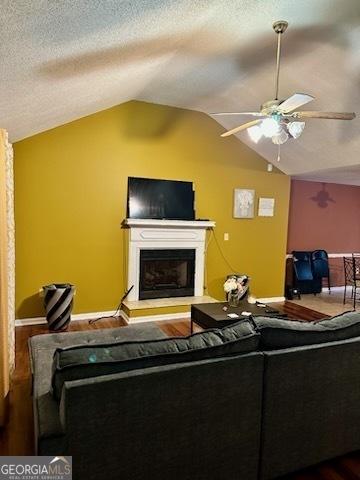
left=1, top=301, right=360, bottom=479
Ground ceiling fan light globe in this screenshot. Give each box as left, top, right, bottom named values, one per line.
left=272, top=129, right=289, bottom=145
left=288, top=121, right=305, bottom=139
left=247, top=125, right=263, bottom=143
left=261, top=118, right=281, bottom=138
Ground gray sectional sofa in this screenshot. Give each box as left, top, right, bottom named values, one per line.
left=29, top=311, right=360, bottom=480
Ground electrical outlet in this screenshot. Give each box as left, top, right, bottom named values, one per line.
left=224, top=233, right=229, bottom=241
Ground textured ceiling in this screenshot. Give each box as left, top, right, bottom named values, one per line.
left=294, top=164, right=360, bottom=186
left=1, top=0, right=360, bottom=183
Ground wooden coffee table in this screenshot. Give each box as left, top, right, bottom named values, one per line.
left=190, top=301, right=283, bottom=333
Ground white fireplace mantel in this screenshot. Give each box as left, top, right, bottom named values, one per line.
left=123, top=218, right=215, bottom=302
left=124, top=219, right=215, bottom=229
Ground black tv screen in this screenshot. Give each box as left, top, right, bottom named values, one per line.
left=127, top=177, right=195, bottom=220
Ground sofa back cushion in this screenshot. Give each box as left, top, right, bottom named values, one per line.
left=253, top=311, right=360, bottom=350
left=51, top=319, right=259, bottom=400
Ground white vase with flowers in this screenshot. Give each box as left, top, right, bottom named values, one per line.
left=223, top=274, right=250, bottom=307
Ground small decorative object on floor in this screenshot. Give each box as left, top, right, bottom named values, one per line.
left=43, top=283, right=75, bottom=331
left=224, top=275, right=250, bottom=307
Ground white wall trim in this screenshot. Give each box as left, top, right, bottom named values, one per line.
left=124, top=219, right=215, bottom=229
left=15, top=310, right=116, bottom=327
left=257, top=296, right=285, bottom=303
left=15, top=296, right=286, bottom=326
left=286, top=253, right=360, bottom=259
left=327, top=253, right=360, bottom=258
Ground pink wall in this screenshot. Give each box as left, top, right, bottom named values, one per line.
left=287, top=179, right=360, bottom=285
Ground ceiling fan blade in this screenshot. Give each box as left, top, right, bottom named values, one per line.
left=293, top=111, right=356, bottom=120
left=221, top=119, right=262, bottom=137
left=277, top=93, right=315, bottom=113
left=211, top=112, right=264, bottom=117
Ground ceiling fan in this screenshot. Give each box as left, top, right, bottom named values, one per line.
left=212, top=20, right=356, bottom=159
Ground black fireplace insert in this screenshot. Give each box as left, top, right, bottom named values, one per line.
left=139, top=249, right=195, bottom=300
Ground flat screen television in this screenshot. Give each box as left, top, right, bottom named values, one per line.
left=127, top=177, right=195, bottom=220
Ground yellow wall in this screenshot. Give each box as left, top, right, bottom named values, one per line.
left=14, top=101, right=290, bottom=318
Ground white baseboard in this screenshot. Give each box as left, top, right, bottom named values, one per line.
left=286, top=253, right=360, bottom=259
left=16, top=296, right=286, bottom=327
left=15, top=317, right=47, bottom=327
left=257, top=296, right=285, bottom=303
left=15, top=311, right=116, bottom=327
left=15, top=310, right=189, bottom=327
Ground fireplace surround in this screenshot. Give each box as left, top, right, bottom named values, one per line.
left=124, top=219, right=215, bottom=302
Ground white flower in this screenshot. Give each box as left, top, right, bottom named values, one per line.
left=237, top=282, right=244, bottom=292
left=224, top=278, right=238, bottom=293
left=224, top=275, right=250, bottom=295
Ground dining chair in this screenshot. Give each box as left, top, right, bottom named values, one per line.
left=312, top=250, right=331, bottom=293
left=343, top=256, right=360, bottom=310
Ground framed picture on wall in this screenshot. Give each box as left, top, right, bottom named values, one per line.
left=258, top=197, right=275, bottom=217
left=233, top=189, right=255, bottom=219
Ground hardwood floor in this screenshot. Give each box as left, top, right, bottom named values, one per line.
left=1, top=302, right=360, bottom=479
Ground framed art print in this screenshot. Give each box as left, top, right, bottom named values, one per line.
left=233, top=189, right=255, bottom=218
left=258, top=197, right=275, bottom=217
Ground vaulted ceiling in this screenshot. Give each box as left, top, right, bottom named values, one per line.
left=1, top=0, right=360, bottom=184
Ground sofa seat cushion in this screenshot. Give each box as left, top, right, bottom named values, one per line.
left=52, top=319, right=259, bottom=400
left=253, top=311, right=360, bottom=350
left=29, top=323, right=166, bottom=442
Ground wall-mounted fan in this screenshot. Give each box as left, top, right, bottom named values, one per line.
left=212, top=21, right=356, bottom=159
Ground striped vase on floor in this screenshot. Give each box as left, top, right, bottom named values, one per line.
left=43, top=284, right=75, bottom=331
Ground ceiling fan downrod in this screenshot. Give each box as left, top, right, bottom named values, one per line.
left=273, top=20, right=288, bottom=101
